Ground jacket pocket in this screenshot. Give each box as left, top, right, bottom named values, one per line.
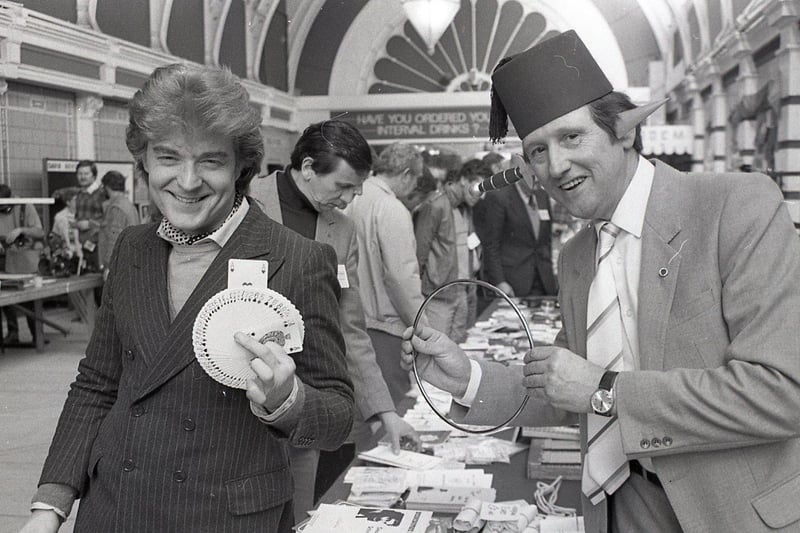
left=87, top=446, right=102, bottom=479
left=670, top=287, right=716, bottom=327
left=225, top=466, right=293, bottom=516
left=751, top=470, right=800, bottom=528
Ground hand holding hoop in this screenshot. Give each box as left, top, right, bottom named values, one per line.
left=408, top=279, right=534, bottom=434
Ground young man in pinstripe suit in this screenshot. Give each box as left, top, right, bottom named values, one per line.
left=23, top=64, right=353, bottom=533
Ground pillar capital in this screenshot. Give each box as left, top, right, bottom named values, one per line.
left=767, top=0, right=800, bottom=29
left=76, top=94, right=104, bottom=119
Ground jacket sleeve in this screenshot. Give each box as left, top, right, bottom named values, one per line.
left=340, top=225, right=396, bottom=421
left=37, top=229, right=129, bottom=495
left=414, top=200, right=436, bottom=275
left=377, top=202, right=425, bottom=327
left=266, top=241, right=355, bottom=450
left=451, top=360, right=574, bottom=428
left=478, top=193, right=507, bottom=285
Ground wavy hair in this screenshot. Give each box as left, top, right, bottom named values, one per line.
left=126, top=63, right=264, bottom=193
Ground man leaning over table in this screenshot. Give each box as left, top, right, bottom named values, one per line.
left=402, top=30, right=800, bottom=532
left=345, top=142, right=428, bottom=406
left=249, top=119, right=419, bottom=524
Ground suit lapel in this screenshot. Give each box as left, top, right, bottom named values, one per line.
left=248, top=171, right=282, bottom=223
left=564, top=226, right=595, bottom=356
left=315, top=210, right=335, bottom=246
left=135, top=206, right=285, bottom=401
left=638, top=162, right=683, bottom=371
left=508, top=187, right=535, bottom=240
left=130, top=227, right=171, bottom=364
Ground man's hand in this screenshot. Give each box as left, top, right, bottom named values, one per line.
left=75, top=220, right=91, bottom=231
left=400, top=326, right=471, bottom=398
left=497, top=282, right=515, bottom=298
left=18, top=510, right=61, bottom=533
left=523, top=346, right=605, bottom=413
left=5, top=227, right=23, bottom=244
left=235, top=333, right=296, bottom=412
left=378, top=411, right=419, bottom=454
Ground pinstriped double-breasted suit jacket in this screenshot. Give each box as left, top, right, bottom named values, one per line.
left=38, top=204, right=354, bottom=532
left=458, top=163, right=800, bottom=532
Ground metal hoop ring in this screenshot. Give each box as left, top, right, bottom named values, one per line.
left=411, top=279, right=532, bottom=434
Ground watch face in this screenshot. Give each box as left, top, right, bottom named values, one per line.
left=591, top=389, right=613, bottom=415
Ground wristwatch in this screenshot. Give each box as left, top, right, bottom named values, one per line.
left=590, top=370, right=619, bottom=417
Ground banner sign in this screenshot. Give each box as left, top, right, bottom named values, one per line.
left=641, top=125, right=693, bottom=155
left=331, top=107, right=515, bottom=141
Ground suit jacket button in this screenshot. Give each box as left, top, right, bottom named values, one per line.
left=663, top=436, right=673, bottom=447
left=173, top=470, right=187, bottom=483
left=131, top=405, right=145, bottom=417
left=651, top=437, right=662, bottom=448
left=125, top=349, right=135, bottom=361
left=640, top=439, right=650, bottom=449
left=182, top=418, right=196, bottom=431
left=122, top=459, right=135, bottom=472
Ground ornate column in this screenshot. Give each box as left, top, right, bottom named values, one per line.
left=709, top=65, right=728, bottom=173
left=76, top=0, right=100, bottom=30
left=0, top=79, right=9, bottom=186
left=685, top=74, right=706, bottom=172
left=768, top=0, right=800, bottom=214
left=0, top=3, right=25, bottom=80
left=149, top=0, right=173, bottom=53
left=730, top=31, right=757, bottom=169
left=244, top=0, right=276, bottom=82
left=75, top=94, right=103, bottom=161
left=204, top=0, right=230, bottom=66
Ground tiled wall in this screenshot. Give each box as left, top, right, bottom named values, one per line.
left=95, top=101, right=131, bottom=163
left=4, top=82, right=75, bottom=199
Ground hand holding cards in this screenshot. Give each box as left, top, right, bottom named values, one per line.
left=192, top=287, right=305, bottom=389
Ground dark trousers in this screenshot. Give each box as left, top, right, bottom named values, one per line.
left=3, top=304, right=35, bottom=339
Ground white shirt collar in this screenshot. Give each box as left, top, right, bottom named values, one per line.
left=606, top=155, right=654, bottom=239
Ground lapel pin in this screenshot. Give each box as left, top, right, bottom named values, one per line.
left=658, top=267, right=669, bottom=278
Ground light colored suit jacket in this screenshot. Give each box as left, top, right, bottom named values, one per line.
left=39, top=206, right=354, bottom=532
left=249, top=171, right=395, bottom=422
left=462, top=162, right=800, bottom=532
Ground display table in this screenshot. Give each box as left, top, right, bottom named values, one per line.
left=0, top=273, right=104, bottom=351
left=317, top=295, right=581, bottom=521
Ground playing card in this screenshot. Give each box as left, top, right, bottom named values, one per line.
left=227, top=258, right=268, bottom=289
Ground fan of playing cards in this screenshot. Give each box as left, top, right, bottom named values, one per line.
left=192, top=287, right=305, bottom=389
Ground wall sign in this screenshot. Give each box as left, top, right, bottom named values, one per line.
left=332, top=107, right=516, bottom=142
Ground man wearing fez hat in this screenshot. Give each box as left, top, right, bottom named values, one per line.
left=403, top=30, right=800, bottom=532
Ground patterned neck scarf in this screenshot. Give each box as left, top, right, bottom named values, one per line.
left=158, top=194, right=243, bottom=245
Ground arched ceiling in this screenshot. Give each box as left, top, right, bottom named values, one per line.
left=289, top=0, right=742, bottom=96
left=20, top=0, right=760, bottom=100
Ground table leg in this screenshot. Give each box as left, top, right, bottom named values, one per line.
left=69, top=289, right=98, bottom=331
left=33, top=299, right=44, bottom=352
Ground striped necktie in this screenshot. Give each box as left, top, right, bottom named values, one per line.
left=582, top=222, right=630, bottom=505
left=528, top=194, right=540, bottom=238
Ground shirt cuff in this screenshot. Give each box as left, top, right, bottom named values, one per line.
left=453, top=359, right=482, bottom=407
left=31, top=483, right=76, bottom=520
left=30, top=502, right=67, bottom=522
left=250, top=376, right=300, bottom=422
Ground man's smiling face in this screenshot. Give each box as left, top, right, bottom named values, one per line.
left=143, top=128, right=238, bottom=235
left=521, top=105, right=632, bottom=221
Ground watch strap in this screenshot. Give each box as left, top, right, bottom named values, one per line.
left=598, top=370, right=619, bottom=392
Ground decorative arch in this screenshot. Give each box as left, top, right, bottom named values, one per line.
left=328, top=0, right=630, bottom=97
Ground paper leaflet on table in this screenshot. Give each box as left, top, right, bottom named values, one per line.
left=357, top=444, right=443, bottom=470
left=301, top=504, right=432, bottom=533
